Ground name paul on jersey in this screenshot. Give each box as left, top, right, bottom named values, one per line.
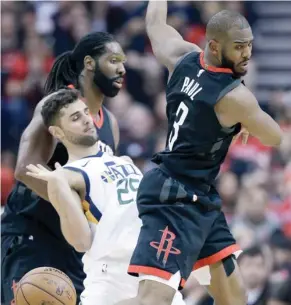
left=181, top=76, right=202, bottom=100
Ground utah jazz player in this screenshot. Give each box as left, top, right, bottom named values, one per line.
left=25, top=88, right=185, bottom=305
left=1, top=32, right=125, bottom=305
left=117, top=2, right=283, bottom=305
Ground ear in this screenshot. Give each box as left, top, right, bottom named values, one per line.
left=84, top=55, right=96, bottom=72
left=48, top=125, right=64, bottom=141
left=208, top=39, right=220, bottom=56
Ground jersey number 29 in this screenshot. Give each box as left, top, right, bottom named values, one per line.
left=117, top=178, right=140, bottom=205
left=168, top=102, right=189, bottom=151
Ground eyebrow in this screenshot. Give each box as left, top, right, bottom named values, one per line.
left=110, top=53, right=127, bottom=60
left=70, top=111, right=80, bottom=118
left=234, top=38, right=254, bottom=43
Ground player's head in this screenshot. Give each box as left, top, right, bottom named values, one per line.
left=206, top=10, right=253, bottom=77
left=42, top=89, right=98, bottom=148
left=44, top=32, right=126, bottom=97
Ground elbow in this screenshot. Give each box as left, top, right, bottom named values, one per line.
left=70, top=232, right=92, bottom=253
left=14, top=165, right=27, bottom=182
left=261, top=131, right=283, bottom=147
left=73, top=241, right=92, bottom=253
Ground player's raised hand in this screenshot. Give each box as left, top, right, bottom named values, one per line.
left=26, top=164, right=58, bottom=182
left=232, top=126, right=249, bottom=145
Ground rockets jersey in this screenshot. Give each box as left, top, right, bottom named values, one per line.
left=152, top=51, right=242, bottom=186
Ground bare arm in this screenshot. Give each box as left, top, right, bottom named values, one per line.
left=215, top=85, right=283, bottom=147
left=146, top=0, right=201, bottom=73
left=46, top=169, right=93, bottom=252
left=15, top=98, right=57, bottom=201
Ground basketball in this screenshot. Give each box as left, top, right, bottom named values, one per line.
left=15, top=267, right=77, bottom=305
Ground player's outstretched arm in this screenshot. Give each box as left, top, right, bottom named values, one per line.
left=146, top=0, right=201, bottom=73
left=26, top=164, right=93, bottom=252
left=215, top=85, right=283, bottom=147
left=14, top=95, right=57, bottom=201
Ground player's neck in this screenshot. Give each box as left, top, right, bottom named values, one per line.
left=203, top=46, right=222, bottom=68
left=79, top=74, right=104, bottom=116
left=67, top=142, right=100, bottom=162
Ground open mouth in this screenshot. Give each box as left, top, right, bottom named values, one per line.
left=240, top=61, right=249, bottom=67
left=84, top=127, right=94, bottom=132
left=113, top=78, right=123, bottom=88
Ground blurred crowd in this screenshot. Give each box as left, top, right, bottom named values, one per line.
left=1, top=1, right=291, bottom=305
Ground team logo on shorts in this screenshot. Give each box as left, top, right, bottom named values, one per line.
left=150, top=226, right=181, bottom=266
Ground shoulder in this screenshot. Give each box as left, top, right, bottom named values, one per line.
left=62, top=163, right=88, bottom=194
left=221, top=84, right=258, bottom=109
left=215, top=83, right=259, bottom=125
left=172, top=50, right=201, bottom=71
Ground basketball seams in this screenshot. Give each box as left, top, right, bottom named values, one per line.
left=20, top=282, right=65, bottom=305
left=20, top=285, right=30, bottom=305
left=20, top=272, right=76, bottom=298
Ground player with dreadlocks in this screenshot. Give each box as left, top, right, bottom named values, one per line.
left=1, top=32, right=126, bottom=305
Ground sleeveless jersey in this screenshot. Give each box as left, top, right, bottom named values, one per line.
left=1, top=106, right=115, bottom=242
left=64, top=152, right=143, bottom=264
left=152, top=51, right=242, bottom=186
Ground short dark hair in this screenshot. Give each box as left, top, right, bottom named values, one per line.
left=44, top=32, right=115, bottom=94
left=206, top=10, right=250, bottom=41
left=41, top=88, right=80, bottom=127
left=238, top=245, right=265, bottom=263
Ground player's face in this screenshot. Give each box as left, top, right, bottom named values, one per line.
left=220, top=27, right=253, bottom=77
left=58, top=99, right=98, bottom=146
left=93, top=42, right=126, bottom=97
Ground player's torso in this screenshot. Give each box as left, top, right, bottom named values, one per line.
left=1, top=106, right=115, bottom=241
left=65, top=153, right=143, bottom=263
left=153, top=51, right=241, bottom=185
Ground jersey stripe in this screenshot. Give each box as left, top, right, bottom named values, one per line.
left=64, top=166, right=103, bottom=222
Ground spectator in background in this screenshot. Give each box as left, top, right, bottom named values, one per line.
left=268, top=277, right=291, bottom=305
left=232, top=187, right=280, bottom=243
left=1, top=152, right=15, bottom=208
left=238, top=246, right=271, bottom=305
left=217, top=171, right=239, bottom=223
left=119, top=103, right=155, bottom=172
left=1, top=3, right=291, bottom=303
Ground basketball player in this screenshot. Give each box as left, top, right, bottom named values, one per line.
left=25, top=88, right=185, bottom=305
left=1, top=32, right=125, bottom=305
left=115, top=2, right=283, bottom=305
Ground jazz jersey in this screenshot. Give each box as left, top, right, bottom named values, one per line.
left=64, top=151, right=143, bottom=263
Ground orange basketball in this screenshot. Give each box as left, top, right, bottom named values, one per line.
left=15, top=267, right=77, bottom=305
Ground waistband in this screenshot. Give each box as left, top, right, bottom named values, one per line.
left=159, top=164, right=221, bottom=211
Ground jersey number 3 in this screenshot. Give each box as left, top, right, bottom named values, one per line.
left=168, top=102, right=189, bottom=151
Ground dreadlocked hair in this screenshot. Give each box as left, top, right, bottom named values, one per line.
left=44, top=32, right=115, bottom=95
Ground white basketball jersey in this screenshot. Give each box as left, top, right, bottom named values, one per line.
left=64, top=151, right=143, bottom=263
left=65, top=152, right=186, bottom=305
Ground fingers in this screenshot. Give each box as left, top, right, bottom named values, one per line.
left=242, top=132, right=249, bottom=145
left=232, top=128, right=249, bottom=145
left=25, top=164, right=51, bottom=181
left=36, top=164, right=48, bottom=171
left=26, top=164, right=41, bottom=174
left=26, top=171, right=42, bottom=179
left=26, top=164, right=49, bottom=173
